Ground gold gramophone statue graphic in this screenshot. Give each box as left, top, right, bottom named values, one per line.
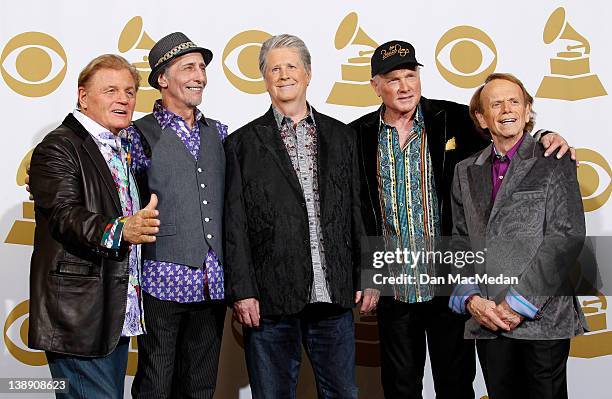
left=326, top=12, right=381, bottom=107
left=4, top=149, right=35, bottom=246
left=118, top=16, right=160, bottom=113
left=569, top=271, right=612, bottom=358
left=536, top=7, right=607, bottom=101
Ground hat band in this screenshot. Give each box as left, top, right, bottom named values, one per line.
left=154, top=41, right=197, bottom=68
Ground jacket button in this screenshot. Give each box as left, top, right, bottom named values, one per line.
left=207, top=234, right=213, bottom=239
left=204, top=217, right=210, bottom=222
left=197, top=168, right=203, bottom=173
left=202, top=200, right=208, bottom=205
left=200, top=183, right=206, bottom=188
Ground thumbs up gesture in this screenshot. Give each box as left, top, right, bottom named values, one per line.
left=123, top=193, right=160, bottom=244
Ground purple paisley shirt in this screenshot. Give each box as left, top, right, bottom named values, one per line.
left=128, top=100, right=227, bottom=302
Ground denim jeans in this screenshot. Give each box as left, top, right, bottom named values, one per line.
left=243, top=303, right=358, bottom=399
left=46, top=337, right=129, bottom=399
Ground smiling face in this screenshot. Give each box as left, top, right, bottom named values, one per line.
left=78, top=67, right=136, bottom=134
left=371, top=66, right=422, bottom=118
left=475, top=78, right=531, bottom=141
left=158, top=52, right=206, bottom=110
left=263, top=47, right=310, bottom=109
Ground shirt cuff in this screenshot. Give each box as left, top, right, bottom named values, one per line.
left=449, top=284, right=481, bottom=314
left=101, top=217, right=128, bottom=249
left=505, top=286, right=539, bottom=319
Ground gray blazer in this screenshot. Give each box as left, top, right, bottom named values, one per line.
left=451, top=132, right=587, bottom=340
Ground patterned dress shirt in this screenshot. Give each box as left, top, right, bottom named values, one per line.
left=74, top=110, right=145, bottom=337
left=129, top=100, right=227, bottom=302
left=273, top=106, right=331, bottom=303
left=377, top=104, right=440, bottom=303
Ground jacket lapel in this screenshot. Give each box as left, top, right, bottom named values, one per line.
left=422, top=98, right=447, bottom=197
left=488, top=133, right=537, bottom=224
left=359, top=111, right=379, bottom=196
left=312, top=108, right=328, bottom=207
left=253, top=107, right=303, bottom=195
left=467, top=146, right=493, bottom=229
left=63, top=114, right=122, bottom=214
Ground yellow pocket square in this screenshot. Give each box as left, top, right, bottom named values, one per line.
left=445, top=137, right=456, bottom=151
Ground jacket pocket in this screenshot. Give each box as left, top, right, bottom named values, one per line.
left=56, top=261, right=99, bottom=277
left=47, top=273, right=102, bottom=339
left=511, top=190, right=545, bottom=200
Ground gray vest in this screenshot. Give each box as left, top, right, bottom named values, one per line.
left=134, top=114, right=225, bottom=267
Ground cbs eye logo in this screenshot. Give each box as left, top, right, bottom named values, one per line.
left=576, top=148, right=612, bottom=212
left=222, top=30, right=272, bottom=94
left=435, top=26, right=497, bottom=89
left=3, top=300, right=47, bottom=366
left=0, top=32, right=67, bottom=97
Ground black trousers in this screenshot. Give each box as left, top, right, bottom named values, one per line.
left=132, top=292, right=226, bottom=399
left=477, top=336, right=570, bottom=399
left=377, top=296, right=475, bottom=399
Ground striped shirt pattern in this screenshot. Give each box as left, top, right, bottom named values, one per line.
left=377, top=104, right=440, bottom=303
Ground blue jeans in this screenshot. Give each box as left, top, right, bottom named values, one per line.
left=244, top=304, right=358, bottom=399
left=46, top=337, right=129, bottom=399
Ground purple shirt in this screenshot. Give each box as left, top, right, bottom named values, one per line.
left=128, top=100, right=227, bottom=302
left=491, top=133, right=525, bottom=201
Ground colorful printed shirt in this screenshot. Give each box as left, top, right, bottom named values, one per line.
left=377, top=104, right=440, bottom=303
left=129, top=100, right=226, bottom=303
left=74, top=110, right=145, bottom=337
left=273, top=106, right=331, bottom=303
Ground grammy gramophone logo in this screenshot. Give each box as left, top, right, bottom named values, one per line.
left=536, top=7, right=607, bottom=101
left=326, top=12, right=381, bottom=107
left=118, top=16, right=160, bottom=113
left=568, top=261, right=612, bottom=359
left=5, top=149, right=35, bottom=246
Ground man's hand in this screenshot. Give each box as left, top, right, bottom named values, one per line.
left=496, top=300, right=524, bottom=331
left=123, top=194, right=160, bottom=244
left=233, top=298, right=260, bottom=328
left=466, top=296, right=510, bottom=332
left=541, top=132, right=577, bottom=161
left=355, top=288, right=380, bottom=314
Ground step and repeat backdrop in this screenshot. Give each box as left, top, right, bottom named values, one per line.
left=1, top=1, right=611, bottom=397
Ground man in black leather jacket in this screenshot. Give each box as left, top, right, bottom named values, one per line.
left=28, top=54, right=159, bottom=399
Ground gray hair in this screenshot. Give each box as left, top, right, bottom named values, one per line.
left=258, top=34, right=311, bottom=75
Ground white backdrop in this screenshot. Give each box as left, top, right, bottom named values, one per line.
left=1, top=1, right=611, bottom=397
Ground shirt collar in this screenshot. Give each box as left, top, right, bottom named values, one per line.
left=152, top=99, right=205, bottom=130
left=378, top=103, right=424, bottom=131
left=73, top=109, right=124, bottom=150
left=492, top=133, right=525, bottom=161
left=272, top=103, right=315, bottom=130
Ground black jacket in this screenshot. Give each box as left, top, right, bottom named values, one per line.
left=349, top=97, right=489, bottom=237
left=28, top=114, right=134, bottom=357
left=223, top=107, right=365, bottom=316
